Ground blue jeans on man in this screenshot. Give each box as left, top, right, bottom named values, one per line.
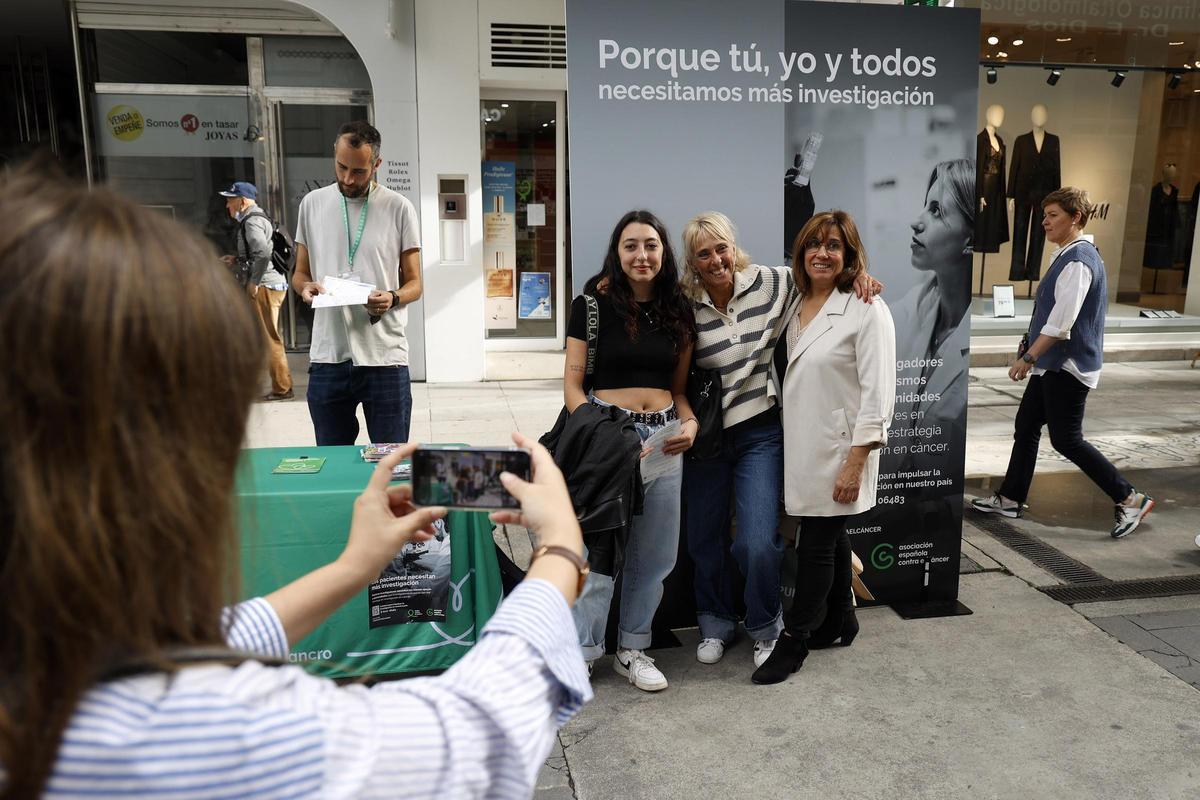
left=683, top=413, right=785, bottom=644
left=306, top=361, right=411, bottom=445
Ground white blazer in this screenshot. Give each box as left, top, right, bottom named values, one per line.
left=776, top=290, right=896, bottom=517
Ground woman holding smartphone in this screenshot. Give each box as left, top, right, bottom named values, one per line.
left=563, top=209, right=697, bottom=692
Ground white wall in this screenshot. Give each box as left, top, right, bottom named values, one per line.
left=972, top=66, right=1146, bottom=301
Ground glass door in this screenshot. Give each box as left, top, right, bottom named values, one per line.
left=480, top=93, right=565, bottom=343
left=267, top=101, right=370, bottom=349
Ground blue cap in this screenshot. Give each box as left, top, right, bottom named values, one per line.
left=218, top=181, right=257, bottom=200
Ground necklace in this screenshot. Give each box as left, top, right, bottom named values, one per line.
left=637, top=302, right=658, bottom=329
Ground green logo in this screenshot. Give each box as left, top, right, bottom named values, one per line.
left=871, top=543, right=895, bottom=570
left=517, top=178, right=533, bottom=201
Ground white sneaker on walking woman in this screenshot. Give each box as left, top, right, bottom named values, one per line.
left=614, top=648, right=668, bottom=692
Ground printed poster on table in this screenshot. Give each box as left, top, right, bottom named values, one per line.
left=483, top=161, right=517, bottom=329
left=566, top=0, right=979, bottom=607
left=518, top=272, right=552, bottom=319
left=368, top=519, right=452, bottom=627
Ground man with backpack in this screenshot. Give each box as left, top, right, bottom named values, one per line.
left=220, top=181, right=294, bottom=401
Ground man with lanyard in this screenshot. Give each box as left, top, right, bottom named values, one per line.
left=293, top=120, right=422, bottom=445
left=219, top=181, right=294, bottom=401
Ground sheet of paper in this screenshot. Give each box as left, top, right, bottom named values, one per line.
left=312, top=275, right=376, bottom=308
left=526, top=203, right=546, bottom=226
left=639, top=419, right=682, bottom=483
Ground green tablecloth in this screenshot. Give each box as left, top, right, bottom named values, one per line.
left=236, top=446, right=502, bottom=679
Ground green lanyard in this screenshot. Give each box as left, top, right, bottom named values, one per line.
left=340, top=188, right=370, bottom=269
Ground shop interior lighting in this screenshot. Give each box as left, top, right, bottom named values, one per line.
left=1110, top=70, right=1126, bottom=87
left=987, top=34, right=999, bottom=45
left=1056, top=37, right=1072, bottom=42
left=1012, top=38, right=1024, bottom=46
left=1168, top=73, right=1183, bottom=89
left=986, top=67, right=998, bottom=84
left=1168, top=41, right=1184, bottom=46
left=500, top=103, right=510, bottom=108
left=997, top=51, right=1008, bottom=58
left=1046, top=68, right=1062, bottom=85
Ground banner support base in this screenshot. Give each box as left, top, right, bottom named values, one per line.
left=890, top=599, right=974, bottom=620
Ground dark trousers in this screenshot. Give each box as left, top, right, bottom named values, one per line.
left=306, top=361, right=412, bottom=446
left=1010, top=201, right=1047, bottom=280
left=998, top=371, right=1132, bottom=504
left=782, top=515, right=850, bottom=638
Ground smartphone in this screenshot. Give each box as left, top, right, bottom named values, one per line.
left=411, top=446, right=532, bottom=510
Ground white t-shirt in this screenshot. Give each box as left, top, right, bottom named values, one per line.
left=295, top=182, right=421, bottom=366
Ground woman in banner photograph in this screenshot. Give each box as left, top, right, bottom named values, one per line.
left=754, top=210, right=896, bottom=685
left=679, top=212, right=880, bottom=673
left=563, top=209, right=697, bottom=692
left=891, top=158, right=975, bottom=442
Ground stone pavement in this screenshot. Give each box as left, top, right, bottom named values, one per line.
left=246, top=358, right=1200, bottom=799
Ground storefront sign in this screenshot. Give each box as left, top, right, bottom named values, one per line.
left=483, top=161, right=517, bottom=329
left=94, top=94, right=254, bottom=158
left=567, top=0, right=979, bottom=608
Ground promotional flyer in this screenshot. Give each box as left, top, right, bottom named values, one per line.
left=566, top=0, right=979, bottom=605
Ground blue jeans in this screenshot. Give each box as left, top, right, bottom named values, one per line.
left=306, top=361, right=412, bottom=446
left=573, top=399, right=682, bottom=661
left=683, top=414, right=784, bottom=643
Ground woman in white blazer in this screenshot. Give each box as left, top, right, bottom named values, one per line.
left=753, top=210, right=896, bottom=685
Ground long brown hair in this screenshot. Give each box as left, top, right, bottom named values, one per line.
left=790, top=210, right=868, bottom=297
left=0, top=164, right=264, bottom=797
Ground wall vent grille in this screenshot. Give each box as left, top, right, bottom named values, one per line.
left=490, top=23, right=565, bottom=70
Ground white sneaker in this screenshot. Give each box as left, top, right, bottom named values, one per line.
left=586, top=659, right=595, bottom=678
left=1112, top=492, right=1155, bottom=539
left=696, top=638, right=725, bottom=664
left=753, top=639, right=777, bottom=668
left=970, top=493, right=1021, bottom=518
left=614, top=648, right=668, bottom=692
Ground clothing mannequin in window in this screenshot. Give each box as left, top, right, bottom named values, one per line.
left=1008, top=104, right=1061, bottom=281
left=1143, top=163, right=1179, bottom=271
left=975, top=104, right=1009, bottom=253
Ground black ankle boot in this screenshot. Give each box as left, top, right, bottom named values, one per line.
left=751, top=632, right=808, bottom=684
left=809, top=609, right=859, bottom=649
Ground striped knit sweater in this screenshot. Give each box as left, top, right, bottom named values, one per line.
left=692, top=264, right=798, bottom=428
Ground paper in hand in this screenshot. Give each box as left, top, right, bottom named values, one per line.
left=639, top=419, right=682, bottom=483
left=312, top=275, right=376, bottom=308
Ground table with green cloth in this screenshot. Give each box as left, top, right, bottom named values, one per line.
left=235, top=446, right=502, bottom=679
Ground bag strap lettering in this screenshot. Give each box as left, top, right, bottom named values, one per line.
left=584, top=293, right=599, bottom=381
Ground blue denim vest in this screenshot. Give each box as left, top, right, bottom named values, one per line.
left=1028, top=239, right=1106, bottom=374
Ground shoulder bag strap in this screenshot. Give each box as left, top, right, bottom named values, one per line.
left=584, top=294, right=599, bottom=384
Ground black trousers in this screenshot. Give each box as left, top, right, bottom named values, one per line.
left=1010, top=200, right=1047, bottom=281
left=782, top=515, right=850, bottom=637
left=998, top=371, right=1133, bottom=504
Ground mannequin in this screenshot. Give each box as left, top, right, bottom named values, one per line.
left=1143, top=163, right=1179, bottom=274
left=975, top=104, right=1009, bottom=254
left=1008, top=104, right=1062, bottom=282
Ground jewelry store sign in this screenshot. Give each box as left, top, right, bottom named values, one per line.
left=94, top=94, right=254, bottom=158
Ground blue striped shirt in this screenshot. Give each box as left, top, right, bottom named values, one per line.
left=15, top=581, right=591, bottom=799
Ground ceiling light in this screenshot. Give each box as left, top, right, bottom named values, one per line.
left=986, top=67, right=998, bottom=84
left=541, top=123, right=548, bottom=128
left=1110, top=70, right=1126, bottom=87
left=998, top=51, right=1009, bottom=58
left=987, top=35, right=999, bottom=45
left=1168, top=73, right=1183, bottom=89
left=1056, top=37, right=1072, bottom=42
left=1168, top=41, right=1184, bottom=46
left=1046, top=68, right=1062, bottom=86
left=1012, top=38, right=1024, bottom=46
left=550, top=119, right=555, bottom=124
left=500, top=103, right=509, bottom=108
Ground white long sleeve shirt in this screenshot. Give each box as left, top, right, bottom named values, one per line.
left=30, top=581, right=591, bottom=799
left=1032, top=236, right=1101, bottom=389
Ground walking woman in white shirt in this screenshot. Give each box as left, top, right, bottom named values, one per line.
left=754, top=210, right=896, bottom=685
left=0, top=167, right=591, bottom=799
left=971, top=187, right=1155, bottom=539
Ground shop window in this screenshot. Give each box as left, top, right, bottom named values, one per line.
left=263, top=36, right=371, bottom=90
left=87, top=30, right=248, bottom=85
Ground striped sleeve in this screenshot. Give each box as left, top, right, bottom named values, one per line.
left=221, top=598, right=289, bottom=659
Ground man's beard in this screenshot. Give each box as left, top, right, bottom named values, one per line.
left=338, top=179, right=372, bottom=198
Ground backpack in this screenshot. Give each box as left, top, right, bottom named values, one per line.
left=238, top=209, right=296, bottom=281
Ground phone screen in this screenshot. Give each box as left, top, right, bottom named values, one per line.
left=411, top=447, right=531, bottom=510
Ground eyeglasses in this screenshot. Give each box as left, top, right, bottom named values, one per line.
left=803, top=240, right=843, bottom=254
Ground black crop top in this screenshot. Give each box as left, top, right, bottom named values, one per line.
left=567, top=293, right=678, bottom=391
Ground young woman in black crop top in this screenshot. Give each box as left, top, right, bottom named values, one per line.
left=563, top=209, right=696, bottom=692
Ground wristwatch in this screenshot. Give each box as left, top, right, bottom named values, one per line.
left=531, top=545, right=590, bottom=598
left=1021, top=353, right=1036, bottom=364
left=389, top=289, right=401, bottom=310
